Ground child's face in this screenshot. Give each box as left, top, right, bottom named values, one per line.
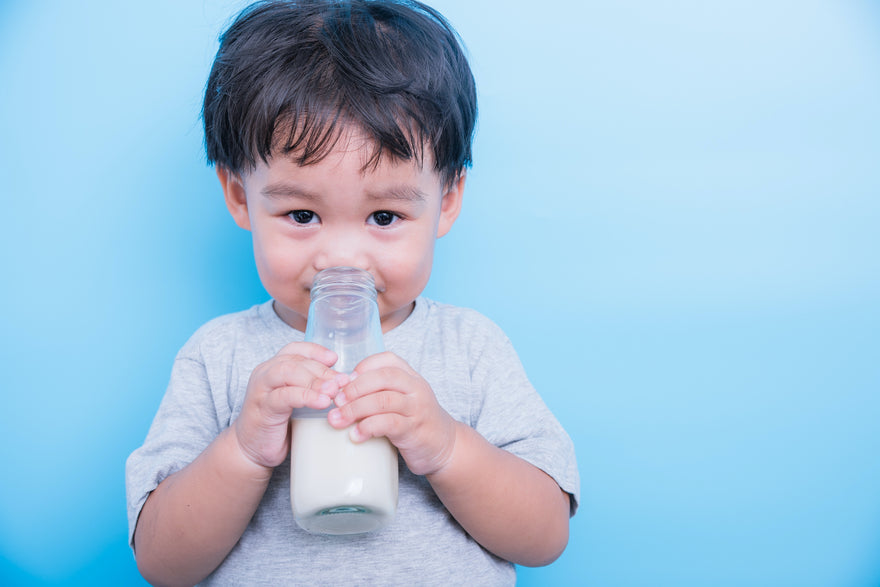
left=219, top=133, right=463, bottom=333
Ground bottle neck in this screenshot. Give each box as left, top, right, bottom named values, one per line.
left=304, top=267, right=384, bottom=374
left=310, top=267, right=377, bottom=303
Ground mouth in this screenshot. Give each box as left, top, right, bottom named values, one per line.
left=305, top=271, right=384, bottom=294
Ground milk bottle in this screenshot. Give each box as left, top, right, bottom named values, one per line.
left=290, top=267, right=399, bottom=535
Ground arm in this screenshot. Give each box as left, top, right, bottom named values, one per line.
left=328, top=352, right=571, bottom=566
left=133, top=342, right=341, bottom=586
left=133, top=428, right=273, bottom=586
left=426, top=422, right=571, bottom=566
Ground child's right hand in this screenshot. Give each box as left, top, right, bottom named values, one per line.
left=233, top=342, right=342, bottom=469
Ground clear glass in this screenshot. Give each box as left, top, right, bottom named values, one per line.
left=290, top=267, right=399, bottom=534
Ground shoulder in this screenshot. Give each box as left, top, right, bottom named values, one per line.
left=176, top=301, right=279, bottom=361
left=392, top=297, right=513, bottom=368
left=414, top=297, right=508, bottom=341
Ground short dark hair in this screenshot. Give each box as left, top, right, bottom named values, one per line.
left=202, top=0, right=477, bottom=186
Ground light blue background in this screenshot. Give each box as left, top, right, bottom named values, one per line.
left=2, top=1, right=879, bottom=585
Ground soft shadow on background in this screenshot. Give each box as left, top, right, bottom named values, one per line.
left=1, top=1, right=879, bottom=585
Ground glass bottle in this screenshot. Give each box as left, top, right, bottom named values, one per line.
left=290, top=266, right=399, bottom=534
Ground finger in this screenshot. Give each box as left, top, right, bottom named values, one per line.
left=247, top=362, right=338, bottom=421
left=328, top=388, right=409, bottom=429
left=254, top=381, right=330, bottom=422
left=253, top=393, right=327, bottom=429
left=335, top=365, right=411, bottom=406
left=348, top=413, right=404, bottom=443
left=276, top=341, right=338, bottom=366
left=352, top=351, right=417, bottom=377
left=262, top=354, right=339, bottom=392
left=273, top=384, right=334, bottom=412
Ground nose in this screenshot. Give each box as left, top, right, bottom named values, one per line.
left=312, top=228, right=370, bottom=272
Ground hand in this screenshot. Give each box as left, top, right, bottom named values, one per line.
left=327, top=352, right=456, bottom=476
left=233, top=342, right=343, bottom=469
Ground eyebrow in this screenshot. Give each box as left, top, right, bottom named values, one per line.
left=366, top=185, right=427, bottom=202
left=261, top=182, right=320, bottom=201
left=261, top=182, right=426, bottom=202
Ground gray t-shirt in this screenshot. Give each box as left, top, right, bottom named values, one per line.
left=126, top=297, right=579, bottom=585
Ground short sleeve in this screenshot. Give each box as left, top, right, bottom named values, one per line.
left=468, top=323, right=580, bottom=516
left=124, top=352, right=223, bottom=549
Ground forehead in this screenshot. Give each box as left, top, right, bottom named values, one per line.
left=271, top=117, right=430, bottom=174
left=247, top=129, right=444, bottom=197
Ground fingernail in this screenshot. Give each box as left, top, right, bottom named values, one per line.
left=349, top=426, right=367, bottom=443
left=334, top=392, right=347, bottom=407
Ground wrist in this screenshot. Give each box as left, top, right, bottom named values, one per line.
left=224, top=426, right=275, bottom=482
left=424, top=419, right=465, bottom=479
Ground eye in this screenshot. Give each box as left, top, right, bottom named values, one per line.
left=368, top=211, right=399, bottom=227
left=289, top=210, right=318, bottom=224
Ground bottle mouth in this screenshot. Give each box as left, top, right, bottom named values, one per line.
left=311, top=267, right=377, bottom=301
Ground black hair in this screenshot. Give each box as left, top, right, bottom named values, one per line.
left=202, top=0, right=477, bottom=187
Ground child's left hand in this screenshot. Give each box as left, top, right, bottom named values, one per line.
left=326, top=351, right=456, bottom=476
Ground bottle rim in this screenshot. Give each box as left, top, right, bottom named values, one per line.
left=310, top=267, right=377, bottom=300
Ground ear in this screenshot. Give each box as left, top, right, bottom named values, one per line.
left=216, top=165, right=251, bottom=231
left=437, top=171, right=465, bottom=238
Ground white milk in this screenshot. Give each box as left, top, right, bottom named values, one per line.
left=290, top=416, right=398, bottom=535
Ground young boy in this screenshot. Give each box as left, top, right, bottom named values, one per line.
left=126, top=1, right=579, bottom=584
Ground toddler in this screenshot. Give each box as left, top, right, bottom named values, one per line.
left=126, top=1, right=579, bottom=584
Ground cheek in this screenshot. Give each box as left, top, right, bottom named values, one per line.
left=250, top=233, right=273, bottom=276
left=252, top=230, right=297, bottom=285
left=383, top=233, right=436, bottom=289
